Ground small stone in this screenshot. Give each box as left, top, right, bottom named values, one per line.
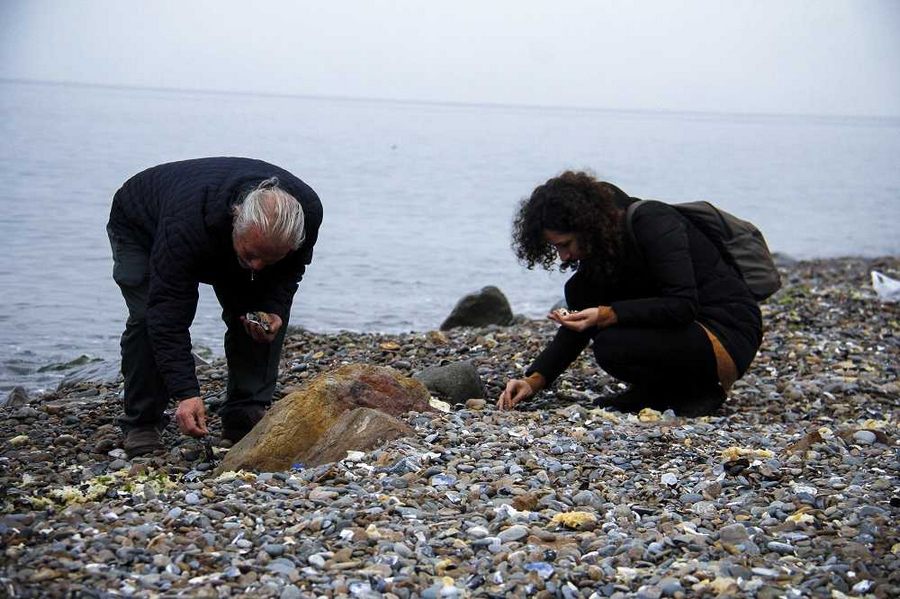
left=108, top=459, right=128, bottom=471
left=93, top=438, right=115, bottom=453
left=852, top=430, right=876, bottom=445
left=8, top=435, right=29, bottom=447
left=719, top=523, right=750, bottom=544
left=393, top=542, right=414, bottom=558
left=523, top=561, right=554, bottom=580
left=498, top=524, right=529, bottom=543
left=308, top=488, right=338, bottom=502
left=280, top=586, right=302, bottom=599
left=659, top=578, right=683, bottom=596
left=266, top=558, right=298, bottom=579
left=465, top=399, right=487, bottom=410
left=767, top=541, right=794, bottom=554
left=5, top=386, right=29, bottom=408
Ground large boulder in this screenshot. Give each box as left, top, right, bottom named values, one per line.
left=303, top=407, right=413, bottom=467
left=440, top=286, right=514, bottom=330
left=414, top=360, right=484, bottom=404
left=215, top=364, right=431, bottom=473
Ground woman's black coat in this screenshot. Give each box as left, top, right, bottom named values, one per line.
left=527, top=198, right=762, bottom=385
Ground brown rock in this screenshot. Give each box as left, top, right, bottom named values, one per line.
left=215, top=364, right=431, bottom=473
left=512, top=491, right=542, bottom=511
left=785, top=430, right=823, bottom=453
left=304, top=407, right=414, bottom=467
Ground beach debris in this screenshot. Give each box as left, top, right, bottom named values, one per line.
left=429, top=397, right=451, bottom=412
left=637, top=407, right=662, bottom=422
left=721, top=446, right=774, bottom=461
left=871, top=270, right=900, bottom=301
left=550, top=511, right=597, bottom=530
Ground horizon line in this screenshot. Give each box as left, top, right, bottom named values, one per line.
left=3, top=76, right=899, bottom=122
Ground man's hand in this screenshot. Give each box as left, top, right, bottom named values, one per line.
left=548, top=306, right=617, bottom=332
left=240, top=312, right=283, bottom=343
left=175, top=396, right=208, bottom=437
left=498, top=379, right=535, bottom=410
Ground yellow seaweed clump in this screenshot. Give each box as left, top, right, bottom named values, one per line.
left=550, top=511, right=598, bottom=530
left=721, top=446, right=774, bottom=461
left=637, top=408, right=662, bottom=422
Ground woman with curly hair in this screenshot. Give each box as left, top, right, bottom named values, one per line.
left=498, top=171, right=763, bottom=416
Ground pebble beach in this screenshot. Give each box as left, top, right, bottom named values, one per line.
left=1, top=256, right=898, bottom=598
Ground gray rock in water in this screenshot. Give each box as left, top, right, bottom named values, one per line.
left=56, top=359, right=122, bottom=391
left=191, top=350, right=211, bottom=367
left=4, top=386, right=29, bottom=408
left=773, top=252, right=798, bottom=268
left=440, top=286, right=513, bottom=330
left=413, top=360, right=485, bottom=403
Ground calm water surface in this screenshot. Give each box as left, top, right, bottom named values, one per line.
left=1, top=80, right=898, bottom=393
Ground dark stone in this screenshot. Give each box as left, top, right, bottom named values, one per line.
left=191, top=349, right=212, bottom=366
left=413, top=360, right=485, bottom=404
left=4, top=386, right=29, bottom=408
left=440, top=286, right=514, bottom=330
left=773, top=252, right=798, bottom=268
left=56, top=359, right=122, bottom=391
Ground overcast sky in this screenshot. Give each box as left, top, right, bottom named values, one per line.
left=2, top=0, right=898, bottom=116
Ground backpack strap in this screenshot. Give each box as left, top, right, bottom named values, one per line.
left=624, top=200, right=646, bottom=259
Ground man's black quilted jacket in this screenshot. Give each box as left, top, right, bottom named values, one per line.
left=107, top=157, right=323, bottom=400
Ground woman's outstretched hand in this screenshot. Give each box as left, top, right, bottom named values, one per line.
left=548, top=306, right=617, bottom=331
left=498, top=379, right=534, bottom=410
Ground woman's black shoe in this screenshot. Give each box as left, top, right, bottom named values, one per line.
left=593, top=386, right=657, bottom=413
left=673, top=386, right=726, bottom=417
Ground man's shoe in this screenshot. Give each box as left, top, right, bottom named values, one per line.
left=674, top=386, right=726, bottom=417
left=221, top=406, right=267, bottom=444
left=124, top=427, right=163, bottom=458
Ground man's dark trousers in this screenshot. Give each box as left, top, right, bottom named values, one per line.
left=108, top=226, right=288, bottom=432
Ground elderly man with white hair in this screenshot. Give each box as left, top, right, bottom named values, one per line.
left=106, top=157, right=323, bottom=457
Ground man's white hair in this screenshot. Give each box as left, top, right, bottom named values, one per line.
left=232, top=177, right=305, bottom=250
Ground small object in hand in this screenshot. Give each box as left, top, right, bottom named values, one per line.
left=203, top=437, right=216, bottom=463
left=245, top=311, right=272, bottom=333
left=553, top=308, right=570, bottom=317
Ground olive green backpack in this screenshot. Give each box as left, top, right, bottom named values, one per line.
left=626, top=200, right=782, bottom=302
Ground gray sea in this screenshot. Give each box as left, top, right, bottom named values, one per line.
left=1, top=79, right=898, bottom=394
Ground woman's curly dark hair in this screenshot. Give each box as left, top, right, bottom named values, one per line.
left=512, top=171, right=628, bottom=277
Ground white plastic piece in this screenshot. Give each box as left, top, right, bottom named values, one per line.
left=871, top=270, right=900, bottom=302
